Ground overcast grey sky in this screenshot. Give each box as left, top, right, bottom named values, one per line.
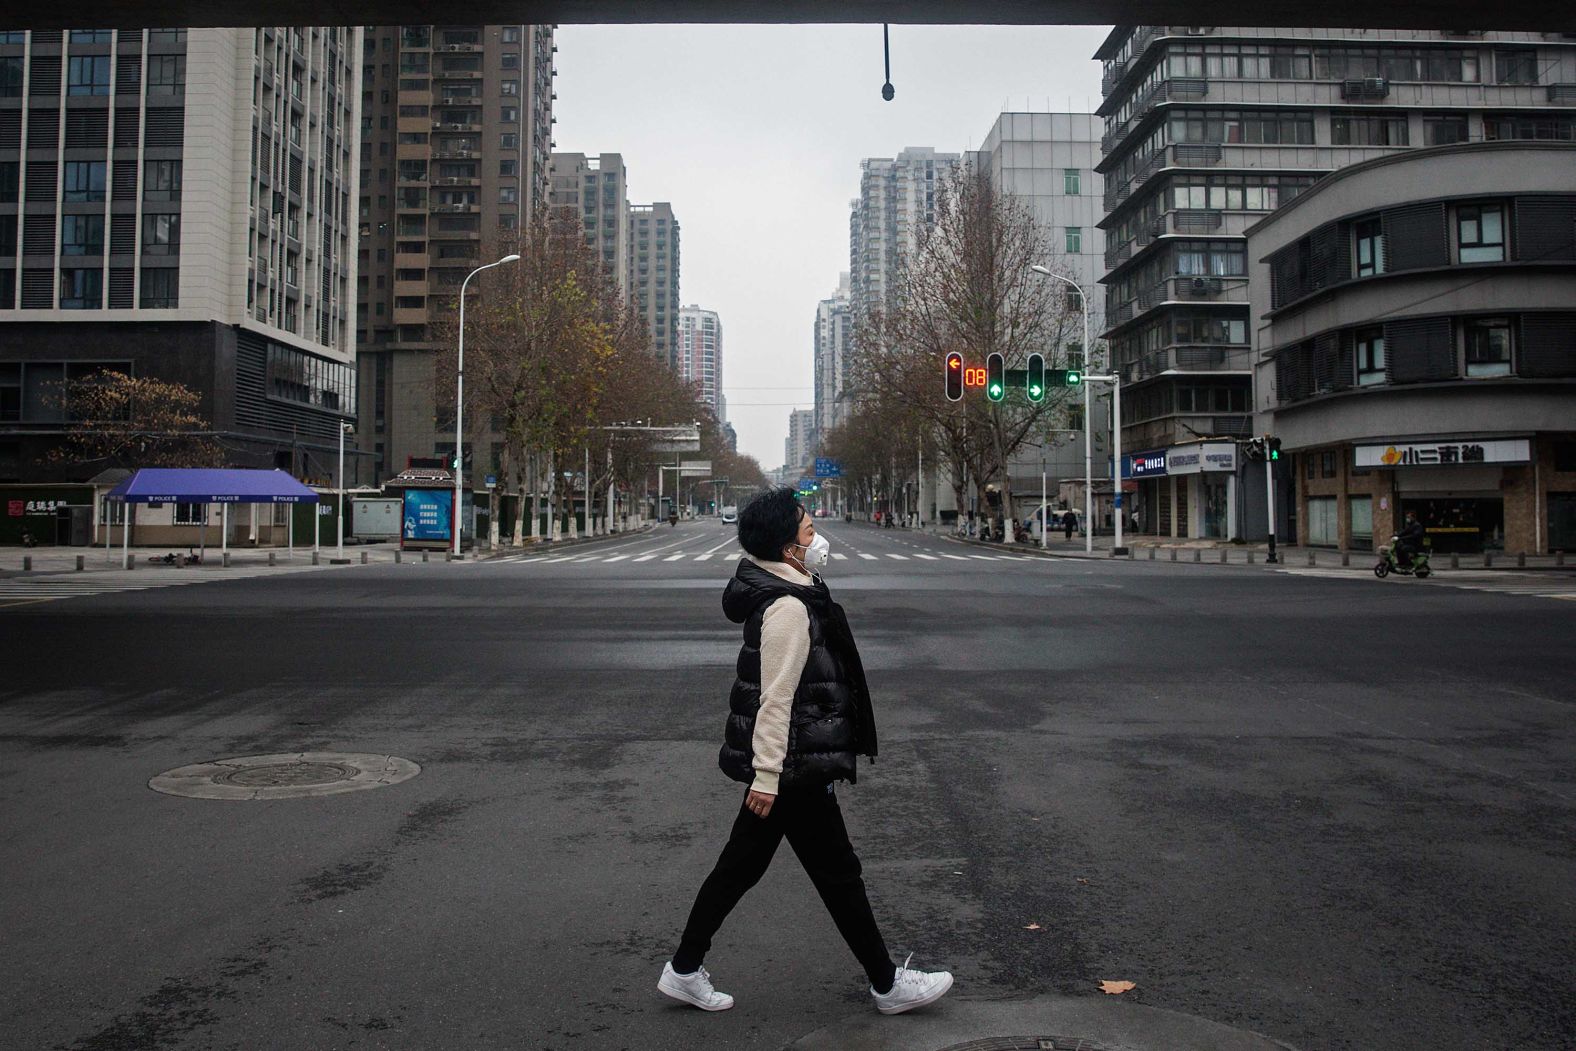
left=554, top=23, right=1111, bottom=468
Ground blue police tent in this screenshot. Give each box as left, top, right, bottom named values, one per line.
left=105, top=468, right=320, bottom=564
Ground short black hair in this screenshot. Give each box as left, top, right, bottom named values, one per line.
left=737, top=486, right=804, bottom=561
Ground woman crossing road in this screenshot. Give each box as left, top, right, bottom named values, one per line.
left=658, top=486, right=953, bottom=1016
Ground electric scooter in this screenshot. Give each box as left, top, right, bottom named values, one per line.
left=1374, top=536, right=1431, bottom=579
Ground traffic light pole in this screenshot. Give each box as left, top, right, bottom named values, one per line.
left=1265, top=454, right=1278, bottom=563
left=1082, top=373, right=1123, bottom=555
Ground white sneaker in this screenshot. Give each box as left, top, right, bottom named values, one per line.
left=870, top=953, right=954, bottom=1015
left=658, top=961, right=735, bottom=1011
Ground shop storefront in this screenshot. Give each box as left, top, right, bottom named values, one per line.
left=1120, top=441, right=1239, bottom=539
left=1296, top=436, right=1576, bottom=555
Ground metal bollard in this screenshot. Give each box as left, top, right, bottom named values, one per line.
left=361, top=551, right=368, bottom=565
left=1307, top=550, right=1316, bottom=566
left=1517, top=552, right=1526, bottom=568
left=222, top=552, right=231, bottom=567
left=395, top=550, right=402, bottom=564
left=268, top=551, right=276, bottom=566
left=1341, top=551, right=1350, bottom=567
left=75, top=555, right=85, bottom=571
left=1450, top=553, right=1459, bottom=570
left=312, top=551, right=320, bottom=565
left=1220, top=549, right=1228, bottom=563
left=1148, top=547, right=1156, bottom=560
left=124, top=553, right=134, bottom=570
left=1193, top=549, right=1201, bottom=563
left=422, top=551, right=429, bottom=563
left=1247, top=550, right=1256, bottom=564
left=446, top=551, right=454, bottom=562
left=1484, top=552, right=1493, bottom=568
left=1169, top=548, right=1178, bottom=562
left=1558, top=551, right=1566, bottom=567
left=22, top=556, right=31, bottom=571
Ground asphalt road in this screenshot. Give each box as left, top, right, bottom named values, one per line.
left=1, top=520, right=1573, bottom=1051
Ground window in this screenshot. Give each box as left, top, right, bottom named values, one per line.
left=1356, top=327, right=1386, bottom=385
left=499, top=187, right=518, bottom=204
left=1064, top=227, right=1082, bottom=253
left=1483, top=114, right=1575, bottom=142
left=1354, top=218, right=1385, bottom=278
left=64, top=161, right=107, bottom=202
left=0, top=57, right=22, bottom=98
left=501, top=79, right=519, bottom=96
left=60, top=267, right=103, bottom=308
left=67, top=55, right=111, bottom=96
left=70, top=30, right=113, bottom=43
left=173, top=502, right=207, bottom=525
left=142, top=214, right=180, bottom=255
left=1456, top=204, right=1505, bottom=263
left=1173, top=239, right=1246, bottom=276
left=500, top=133, right=517, bottom=149
left=144, top=160, right=182, bottom=202
left=502, top=26, right=522, bottom=42
left=146, top=55, right=185, bottom=94
left=1423, top=114, right=1469, bottom=146
left=1331, top=112, right=1408, bottom=146
left=1349, top=496, right=1373, bottom=547
left=1063, top=169, right=1081, bottom=195
left=140, top=267, right=178, bottom=308
left=500, top=105, right=518, bottom=123
left=499, top=159, right=517, bottom=177
left=61, top=215, right=104, bottom=256
left=501, top=53, right=520, bottom=69
left=1464, top=317, right=1512, bottom=376
left=1495, top=49, right=1538, bottom=85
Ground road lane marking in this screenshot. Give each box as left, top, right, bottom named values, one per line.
left=941, top=554, right=970, bottom=561
left=968, top=555, right=999, bottom=561
left=885, top=554, right=909, bottom=560
left=913, top=554, right=939, bottom=560
left=602, top=555, right=629, bottom=562
left=664, top=553, right=687, bottom=561
left=831, top=553, right=848, bottom=560
left=858, top=553, right=878, bottom=560
left=634, top=554, right=658, bottom=561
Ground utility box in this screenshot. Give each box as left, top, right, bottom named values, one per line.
left=352, top=498, right=401, bottom=540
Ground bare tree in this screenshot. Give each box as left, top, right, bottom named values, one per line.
left=851, top=163, right=1083, bottom=530
left=48, top=370, right=224, bottom=470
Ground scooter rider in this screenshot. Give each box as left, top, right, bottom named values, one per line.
left=1395, top=511, right=1426, bottom=568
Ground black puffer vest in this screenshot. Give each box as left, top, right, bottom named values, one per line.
left=718, top=558, right=877, bottom=789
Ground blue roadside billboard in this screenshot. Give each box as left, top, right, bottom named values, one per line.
left=402, top=488, right=453, bottom=544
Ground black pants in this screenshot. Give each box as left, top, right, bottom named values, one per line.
left=673, top=784, right=896, bottom=991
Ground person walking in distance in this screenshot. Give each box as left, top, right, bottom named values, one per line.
left=658, top=487, right=953, bottom=1015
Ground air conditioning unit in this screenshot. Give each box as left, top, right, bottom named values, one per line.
left=1363, top=76, right=1388, bottom=92
left=1187, top=276, right=1222, bottom=295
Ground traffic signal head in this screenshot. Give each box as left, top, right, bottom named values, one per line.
left=986, top=352, right=1005, bottom=402
left=945, top=351, right=963, bottom=402
left=1046, top=368, right=1083, bottom=387
left=1268, top=437, right=1282, bottom=461
left=1026, top=353, right=1045, bottom=402
left=1065, top=368, right=1082, bottom=387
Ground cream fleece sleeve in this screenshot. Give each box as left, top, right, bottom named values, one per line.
left=750, top=595, right=811, bottom=796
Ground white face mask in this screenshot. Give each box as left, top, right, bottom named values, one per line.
left=792, top=533, right=831, bottom=569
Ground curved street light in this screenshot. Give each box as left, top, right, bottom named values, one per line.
left=454, top=253, right=521, bottom=556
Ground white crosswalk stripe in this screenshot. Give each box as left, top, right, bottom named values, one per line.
left=914, top=554, right=940, bottom=560
left=831, top=553, right=848, bottom=560
left=0, top=565, right=318, bottom=607
left=858, top=553, right=878, bottom=560
left=941, top=554, right=971, bottom=561
left=602, top=555, right=629, bottom=563
left=885, top=554, right=909, bottom=560
left=481, top=541, right=1062, bottom=573
left=634, top=554, right=658, bottom=562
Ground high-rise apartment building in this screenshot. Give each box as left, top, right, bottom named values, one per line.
left=548, top=151, right=628, bottom=299
left=848, top=146, right=959, bottom=327
left=812, top=273, right=851, bottom=439
left=1095, top=26, right=1576, bottom=537
left=676, top=304, right=723, bottom=422
left=357, top=24, right=555, bottom=484
left=1, top=27, right=361, bottom=482
left=785, top=407, right=815, bottom=475
left=628, top=201, right=679, bottom=367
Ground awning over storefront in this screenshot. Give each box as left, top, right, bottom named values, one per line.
left=105, top=468, right=320, bottom=504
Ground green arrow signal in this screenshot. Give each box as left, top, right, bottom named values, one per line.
left=989, top=383, right=1003, bottom=398
left=1066, top=370, right=1082, bottom=386
left=1029, top=383, right=1043, bottom=398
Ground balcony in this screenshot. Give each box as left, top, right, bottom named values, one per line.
left=432, top=69, right=483, bottom=81
left=435, top=175, right=480, bottom=186
left=1102, top=78, right=1209, bottom=155
left=438, top=94, right=480, bottom=106
left=431, top=203, right=480, bottom=214
left=438, top=42, right=481, bottom=53
left=1104, top=241, right=1133, bottom=270
left=434, top=149, right=477, bottom=160
left=431, top=120, right=481, bottom=133
left=1550, top=84, right=1576, bottom=103
left=1129, top=345, right=1252, bottom=382
left=1341, top=77, right=1391, bottom=100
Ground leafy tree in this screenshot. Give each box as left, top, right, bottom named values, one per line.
left=48, top=370, right=224, bottom=470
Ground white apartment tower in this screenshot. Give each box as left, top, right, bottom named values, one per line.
left=628, top=201, right=679, bottom=367
left=0, top=27, right=362, bottom=482
left=548, top=151, right=629, bottom=299
left=676, top=304, right=723, bottom=422
left=785, top=408, right=815, bottom=476
left=813, top=272, right=852, bottom=438
left=848, top=146, right=960, bottom=326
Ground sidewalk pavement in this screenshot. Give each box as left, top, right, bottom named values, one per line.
left=940, top=531, right=1573, bottom=573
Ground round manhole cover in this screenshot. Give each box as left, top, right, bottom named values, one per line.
left=938, top=1041, right=1122, bottom=1051
left=149, top=752, right=421, bottom=800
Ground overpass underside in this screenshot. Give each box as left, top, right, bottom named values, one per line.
left=1, top=0, right=1569, bottom=32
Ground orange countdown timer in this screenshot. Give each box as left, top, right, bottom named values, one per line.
left=963, top=367, right=987, bottom=388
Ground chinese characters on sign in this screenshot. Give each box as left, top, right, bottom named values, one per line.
left=7, top=500, right=68, bottom=516
left=1356, top=439, right=1530, bottom=468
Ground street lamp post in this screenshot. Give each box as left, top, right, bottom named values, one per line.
left=1030, top=264, right=1094, bottom=554
left=337, top=421, right=353, bottom=563
left=454, top=253, right=521, bottom=557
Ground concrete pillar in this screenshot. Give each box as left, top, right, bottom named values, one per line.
left=312, top=551, right=320, bottom=565
left=23, top=556, right=32, bottom=571
left=1193, top=549, right=1201, bottom=563
left=1169, top=548, right=1177, bottom=562
left=222, top=552, right=231, bottom=567
left=1247, top=550, right=1256, bottom=564
left=268, top=551, right=276, bottom=566
left=1451, top=554, right=1460, bottom=569
left=1341, top=551, right=1350, bottom=567
left=1307, top=550, right=1316, bottom=566
left=75, top=555, right=84, bottom=571
left=395, top=550, right=402, bottom=564
left=422, top=551, right=429, bottom=563
left=1148, top=547, right=1156, bottom=560
left=361, top=551, right=368, bottom=564
left=1220, top=549, right=1228, bottom=563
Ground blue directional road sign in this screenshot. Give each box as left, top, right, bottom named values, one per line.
left=796, top=478, right=820, bottom=494
left=814, top=458, right=843, bottom=478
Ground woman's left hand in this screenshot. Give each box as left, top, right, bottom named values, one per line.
left=745, top=789, right=775, bottom=818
